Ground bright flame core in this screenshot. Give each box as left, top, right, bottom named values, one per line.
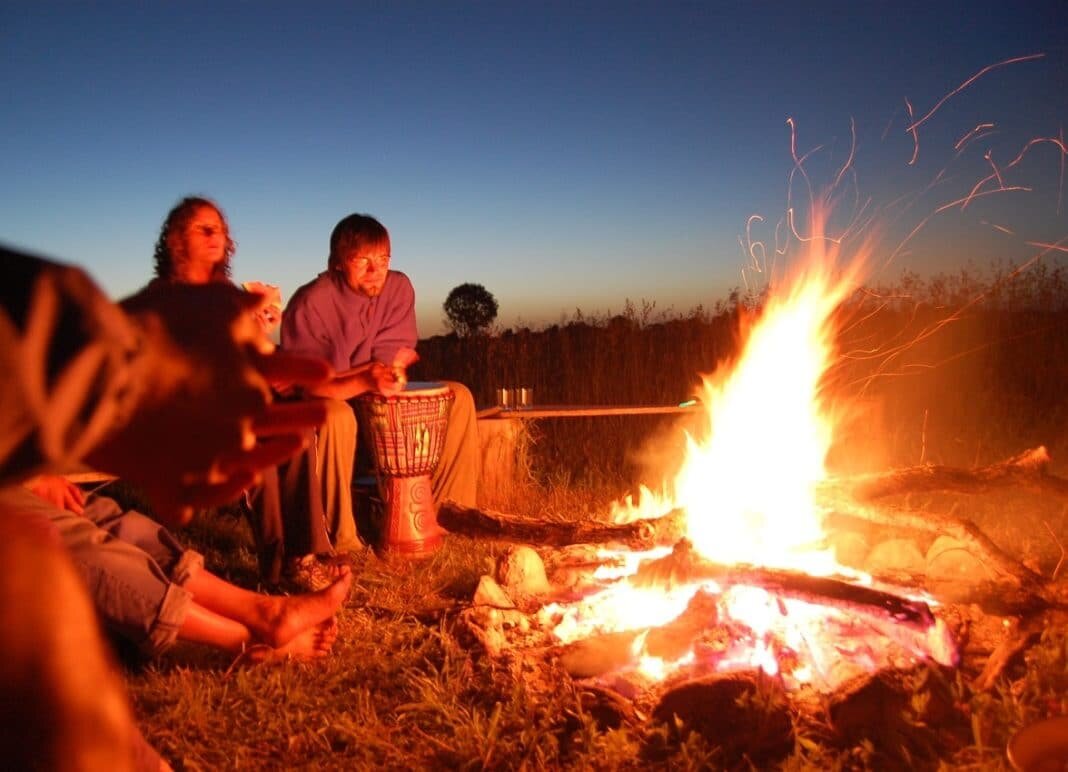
left=680, top=263, right=849, bottom=572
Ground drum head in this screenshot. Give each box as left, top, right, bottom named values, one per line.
left=403, top=381, right=449, bottom=396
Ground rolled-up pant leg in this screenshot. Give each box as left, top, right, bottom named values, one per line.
left=56, top=496, right=199, bottom=658
left=432, top=381, right=480, bottom=508
left=85, top=496, right=200, bottom=580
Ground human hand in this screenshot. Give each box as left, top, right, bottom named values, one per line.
left=242, top=281, right=283, bottom=335
left=368, top=361, right=405, bottom=397
left=89, top=283, right=332, bottom=526
left=25, top=475, right=86, bottom=515
left=389, top=347, right=418, bottom=390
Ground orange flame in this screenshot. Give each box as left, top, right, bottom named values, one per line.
left=542, top=209, right=957, bottom=690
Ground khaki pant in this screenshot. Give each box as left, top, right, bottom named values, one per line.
left=315, top=381, right=480, bottom=551
left=316, top=397, right=359, bottom=551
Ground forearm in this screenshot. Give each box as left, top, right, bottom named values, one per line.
left=304, top=369, right=376, bottom=401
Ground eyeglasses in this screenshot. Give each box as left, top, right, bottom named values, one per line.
left=346, top=254, right=390, bottom=271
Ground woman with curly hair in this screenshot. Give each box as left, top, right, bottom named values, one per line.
left=152, top=196, right=235, bottom=284
left=139, top=196, right=352, bottom=590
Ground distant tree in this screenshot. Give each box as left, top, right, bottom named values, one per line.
left=443, top=283, right=499, bottom=336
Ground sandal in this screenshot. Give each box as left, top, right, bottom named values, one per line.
left=283, top=553, right=348, bottom=592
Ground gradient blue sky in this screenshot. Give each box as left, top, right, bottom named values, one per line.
left=3, top=2, right=1067, bottom=334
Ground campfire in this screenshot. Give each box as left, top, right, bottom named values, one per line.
left=438, top=211, right=1068, bottom=762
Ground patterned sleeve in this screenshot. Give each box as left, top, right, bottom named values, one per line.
left=0, top=246, right=148, bottom=485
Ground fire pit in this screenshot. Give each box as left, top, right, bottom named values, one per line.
left=438, top=234, right=1068, bottom=764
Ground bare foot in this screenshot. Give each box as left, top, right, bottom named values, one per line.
left=243, top=618, right=338, bottom=664
left=254, top=567, right=353, bottom=648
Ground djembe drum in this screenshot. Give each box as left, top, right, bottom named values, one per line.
left=356, top=381, right=454, bottom=558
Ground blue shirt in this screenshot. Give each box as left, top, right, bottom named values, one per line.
left=281, top=269, right=418, bottom=372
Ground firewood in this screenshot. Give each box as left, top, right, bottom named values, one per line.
left=817, top=489, right=1044, bottom=591
left=971, top=611, right=1067, bottom=690
left=817, top=489, right=1068, bottom=615
left=815, top=448, right=1068, bottom=613
left=630, top=541, right=959, bottom=667
left=827, top=446, right=1068, bottom=502
left=438, top=501, right=686, bottom=549
left=633, top=541, right=934, bottom=627
left=557, top=630, right=640, bottom=678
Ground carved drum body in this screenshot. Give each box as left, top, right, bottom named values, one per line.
left=356, top=382, right=454, bottom=558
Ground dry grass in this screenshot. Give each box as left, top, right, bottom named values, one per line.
left=124, top=267, right=1068, bottom=769
left=124, top=496, right=1067, bottom=771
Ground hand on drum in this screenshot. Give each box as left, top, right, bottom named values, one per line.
left=369, top=361, right=406, bottom=397
left=90, top=283, right=333, bottom=526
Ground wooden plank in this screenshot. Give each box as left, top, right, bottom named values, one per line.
left=476, top=404, right=701, bottom=420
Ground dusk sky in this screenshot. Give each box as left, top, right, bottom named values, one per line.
left=3, top=2, right=1067, bottom=335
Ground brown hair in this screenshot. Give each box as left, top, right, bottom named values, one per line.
left=152, top=196, right=235, bottom=281
left=328, top=213, right=390, bottom=270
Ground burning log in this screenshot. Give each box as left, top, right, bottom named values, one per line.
left=438, top=501, right=686, bottom=550
left=631, top=541, right=958, bottom=667
left=634, top=541, right=934, bottom=627
left=554, top=589, right=723, bottom=678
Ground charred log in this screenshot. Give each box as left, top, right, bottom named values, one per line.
left=438, top=501, right=686, bottom=549
left=650, top=671, right=793, bottom=767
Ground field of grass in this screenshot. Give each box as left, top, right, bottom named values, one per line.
left=124, top=268, right=1068, bottom=770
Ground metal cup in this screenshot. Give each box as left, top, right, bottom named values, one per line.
left=518, top=387, right=534, bottom=409
left=495, top=387, right=513, bottom=409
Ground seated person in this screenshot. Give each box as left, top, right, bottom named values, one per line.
left=25, top=474, right=351, bottom=662
left=143, top=196, right=357, bottom=588
left=0, top=245, right=331, bottom=770
left=281, top=213, right=481, bottom=515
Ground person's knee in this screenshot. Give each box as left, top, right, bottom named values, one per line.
left=320, top=397, right=357, bottom=436
left=444, top=381, right=475, bottom=412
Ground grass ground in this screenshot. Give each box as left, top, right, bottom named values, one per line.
left=125, top=275, right=1068, bottom=769
left=121, top=477, right=1068, bottom=771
